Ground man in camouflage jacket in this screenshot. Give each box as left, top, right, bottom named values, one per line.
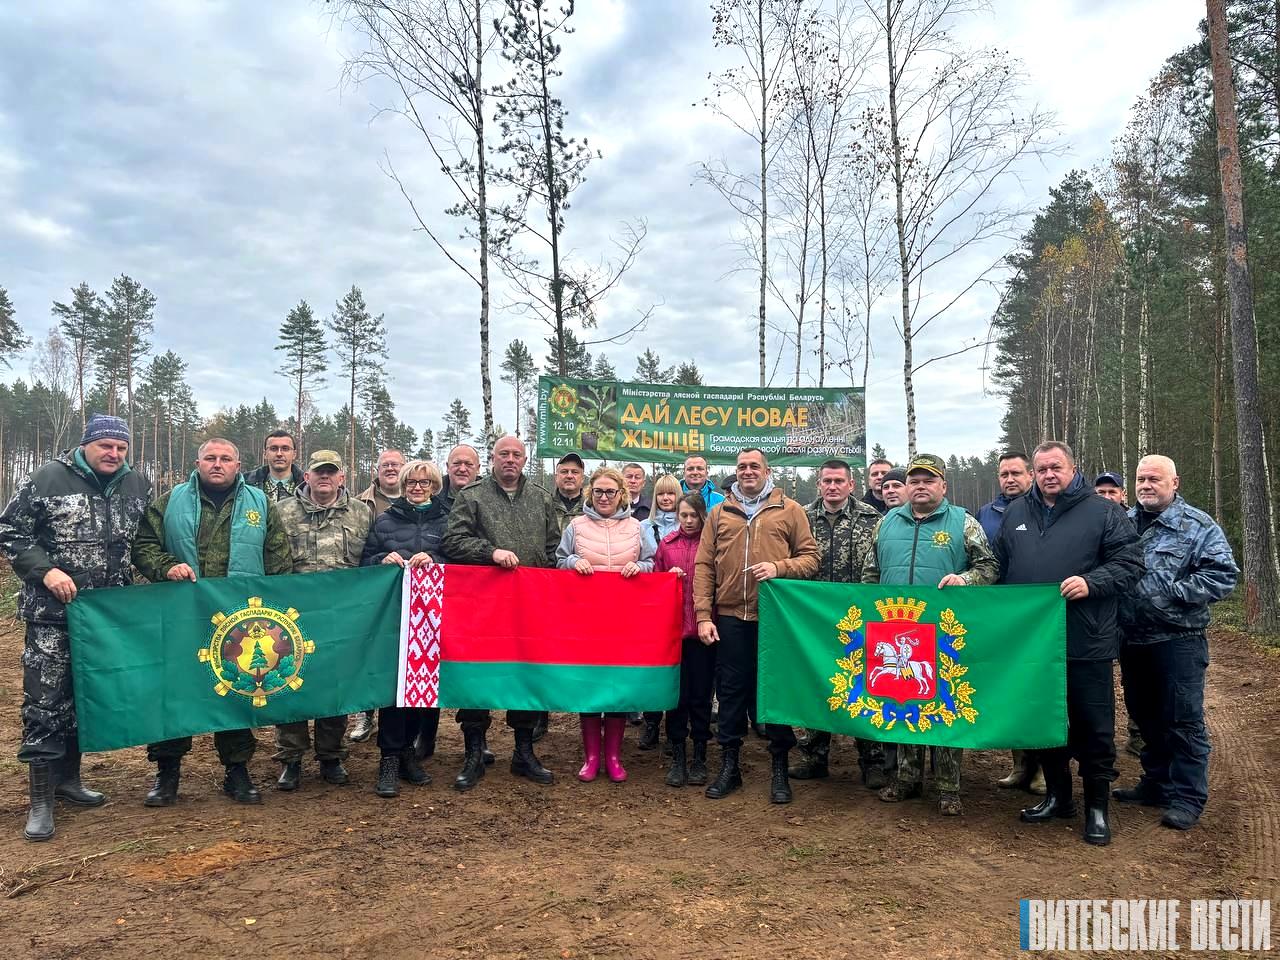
left=790, top=460, right=885, bottom=786
left=0, top=414, right=151, bottom=841
left=272, top=450, right=372, bottom=792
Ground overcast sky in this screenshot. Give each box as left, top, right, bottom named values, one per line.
left=0, top=0, right=1204, bottom=464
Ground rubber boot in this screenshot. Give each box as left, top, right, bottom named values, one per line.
left=24, top=761, right=55, bottom=842
left=413, top=709, right=440, bottom=761
left=704, top=746, right=742, bottom=800
left=375, top=755, right=400, bottom=798
left=511, top=728, right=554, bottom=784
left=1020, top=759, right=1076, bottom=823
left=665, top=740, right=688, bottom=787
left=577, top=716, right=603, bottom=782
left=769, top=753, right=792, bottom=804
left=454, top=728, right=487, bottom=791
left=603, top=717, right=628, bottom=782
left=276, top=760, right=302, bottom=792
left=997, top=749, right=1032, bottom=789
left=638, top=714, right=661, bottom=751
left=687, top=741, right=709, bottom=786
left=482, top=735, right=495, bottom=766
left=1082, top=778, right=1112, bottom=846
left=144, top=758, right=181, bottom=807
left=1028, top=765, right=1046, bottom=795
left=54, top=739, right=106, bottom=807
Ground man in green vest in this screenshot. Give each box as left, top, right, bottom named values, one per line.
left=862, top=453, right=998, bottom=816
left=132, top=438, right=291, bottom=806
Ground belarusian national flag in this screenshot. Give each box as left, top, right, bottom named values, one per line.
left=757, top=581, right=1067, bottom=749
left=399, top=565, right=683, bottom=713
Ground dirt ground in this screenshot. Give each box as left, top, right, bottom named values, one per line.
left=0, top=619, right=1276, bottom=960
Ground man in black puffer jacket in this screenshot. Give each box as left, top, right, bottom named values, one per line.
left=993, top=440, right=1143, bottom=847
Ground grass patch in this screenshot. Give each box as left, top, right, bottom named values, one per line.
left=786, top=844, right=822, bottom=860
left=1212, top=594, right=1280, bottom=649
left=0, top=559, right=17, bottom=621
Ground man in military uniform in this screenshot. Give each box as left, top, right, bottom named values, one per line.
left=552, top=452, right=586, bottom=532
left=273, top=450, right=372, bottom=791
left=862, top=453, right=998, bottom=816
left=0, top=414, right=152, bottom=841
left=132, top=438, right=291, bottom=806
left=790, top=459, right=885, bottom=786
left=442, top=434, right=561, bottom=790
left=245, top=430, right=304, bottom=503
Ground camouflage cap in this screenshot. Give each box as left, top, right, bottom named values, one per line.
left=308, top=449, right=344, bottom=471
left=905, top=453, right=945, bottom=478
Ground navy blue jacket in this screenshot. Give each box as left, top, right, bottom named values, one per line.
left=976, top=492, right=1018, bottom=543
left=361, top=497, right=449, bottom=566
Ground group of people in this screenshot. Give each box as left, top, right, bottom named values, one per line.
left=0, top=414, right=1239, bottom=851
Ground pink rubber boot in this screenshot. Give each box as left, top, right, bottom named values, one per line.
left=603, top=716, right=628, bottom=783
left=578, top=716, right=603, bottom=782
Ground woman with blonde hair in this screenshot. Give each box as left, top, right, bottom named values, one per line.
left=556, top=466, right=657, bottom=782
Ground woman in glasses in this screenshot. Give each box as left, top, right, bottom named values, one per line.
left=361, top=458, right=448, bottom=799
left=556, top=466, right=657, bottom=783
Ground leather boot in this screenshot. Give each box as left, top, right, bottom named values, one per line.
left=577, top=716, right=602, bottom=782
left=687, top=741, right=709, bottom=786
left=375, top=755, right=400, bottom=798
left=603, top=717, right=628, bottom=783
left=704, top=746, right=742, bottom=800
left=454, top=728, right=487, bottom=791
left=1020, top=761, right=1076, bottom=823
left=222, top=763, right=262, bottom=804
left=665, top=740, right=688, bottom=787
left=482, top=735, right=495, bottom=765
left=511, top=728, right=554, bottom=784
left=144, top=757, right=181, bottom=807
left=638, top=715, right=661, bottom=751
left=320, top=758, right=349, bottom=785
left=769, top=754, right=792, bottom=804
left=399, top=749, right=430, bottom=785
left=414, top=710, right=440, bottom=761
left=54, top=739, right=106, bottom=806
left=24, top=761, right=55, bottom=842
left=1082, top=778, right=1112, bottom=846
left=531, top=712, right=549, bottom=743
left=276, top=760, right=302, bottom=791
left=997, top=750, right=1032, bottom=789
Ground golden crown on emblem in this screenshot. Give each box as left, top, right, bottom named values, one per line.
left=874, top=597, right=927, bottom=622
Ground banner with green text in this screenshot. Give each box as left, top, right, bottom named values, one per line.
left=536, top=375, right=865, bottom=466
left=757, top=581, right=1067, bottom=749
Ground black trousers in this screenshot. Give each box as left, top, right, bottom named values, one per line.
left=379, top=706, right=434, bottom=757
left=1035, top=658, right=1116, bottom=783
left=455, top=709, right=538, bottom=735
left=714, top=616, right=796, bottom=757
left=666, top=636, right=716, bottom=744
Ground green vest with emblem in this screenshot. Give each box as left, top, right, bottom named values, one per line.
left=874, top=500, right=968, bottom=585
left=162, top=472, right=269, bottom=577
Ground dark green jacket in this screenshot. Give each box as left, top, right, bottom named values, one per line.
left=132, top=479, right=291, bottom=581
left=443, top=473, right=560, bottom=568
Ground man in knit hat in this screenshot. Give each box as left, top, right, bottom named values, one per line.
left=0, top=414, right=152, bottom=841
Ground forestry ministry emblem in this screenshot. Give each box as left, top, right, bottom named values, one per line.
left=244, top=509, right=262, bottom=527
left=828, top=596, right=978, bottom=734
left=198, top=596, right=314, bottom=707
left=549, top=383, right=578, bottom=418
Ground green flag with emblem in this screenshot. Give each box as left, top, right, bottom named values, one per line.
left=757, top=581, right=1067, bottom=749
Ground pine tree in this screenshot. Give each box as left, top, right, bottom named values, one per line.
left=95, top=275, right=155, bottom=423
left=276, top=300, right=328, bottom=440
left=328, top=286, right=388, bottom=477
left=591, top=354, right=616, bottom=380
left=635, top=349, right=671, bottom=383
left=544, top=328, right=591, bottom=377
left=416, top=427, right=435, bottom=461
left=0, top=286, right=30, bottom=367
left=671, top=361, right=703, bottom=385
left=437, top=399, right=473, bottom=459
left=500, top=339, right=537, bottom=434
left=50, top=282, right=102, bottom=430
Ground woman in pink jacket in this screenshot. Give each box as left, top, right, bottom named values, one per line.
left=556, top=467, right=657, bottom=782
left=652, top=492, right=713, bottom=788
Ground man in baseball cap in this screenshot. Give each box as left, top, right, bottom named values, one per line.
left=1094, top=472, right=1126, bottom=506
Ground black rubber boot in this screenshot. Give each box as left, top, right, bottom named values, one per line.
left=1082, top=778, right=1112, bottom=846
left=24, top=761, right=55, bottom=842
left=54, top=739, right=106, bottom=806
left=454, top=729, right=487, bottom=791
left=399, top=749, right=431, bottom=785
left=665, top=741, right=688, bottom=787
left=222, top=763, right=262, bottom=804
left=375, top=756, right=400, bottom=798
left=687, top=741, right=709, bottom=786
left=414, top=710, right=440, bottom=761
left=638, top=715, right=661, bottom=751
left=276, top=760, right=302, bottom=792
left=1020, top=761, right=1076, bottom=823
left=511, top=729, right=554, bottom=784
left=704, top=746, right=742, bottom=800
left=144, top=758, right=181, bottom=807
left=482, top=735, right=495, bottom=765
left=769, top=754, right=792, bottom=804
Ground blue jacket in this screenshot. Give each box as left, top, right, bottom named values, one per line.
left=1120, top=495, right=1238, bottom=640
left=682, top=479, right=725, bottom=509
left=976, top=492, right=1017, bottom=543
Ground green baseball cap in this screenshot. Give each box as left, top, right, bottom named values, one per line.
left=905, top=453, right=945, bottom=478
left=308, top=449, right=345, bottom=471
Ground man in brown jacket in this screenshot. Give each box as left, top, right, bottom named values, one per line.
left=694, top=447, right=820, bottom=804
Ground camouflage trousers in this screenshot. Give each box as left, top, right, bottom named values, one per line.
left=797, top=730, right=888, bottom=770
left=19, top=622, right=76, bottom=763
left=896, top=744, right=963, bottom=792
left=274, top=717, right=349, bottom=763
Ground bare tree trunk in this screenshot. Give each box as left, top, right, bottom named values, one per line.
left=1208, top=0, right=1280, bottom=632
left=1119, top=283, right=1129, bottom=479
left=475, top=0, right=494, bottom=437
left=885, top=0, right=916, bottom=456
left=1137, top=280, right=1151, bottom=455
left=757, top=1, right=769, bottom=387
left=534, top=4, right=567, bottom=375
left=1211, top=301, right=1226, bottom=522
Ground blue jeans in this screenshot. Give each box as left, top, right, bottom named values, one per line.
left=1120, top=631, right=1211, bottom=816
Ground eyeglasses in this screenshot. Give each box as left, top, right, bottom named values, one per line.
left=592, top=489, right=619, bottom=499
left=404, top=479, right=433, bottom=489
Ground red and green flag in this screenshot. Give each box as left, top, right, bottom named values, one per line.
left=399, top=566, right=683, bottom=713
left=757, top=581, right=1068, bottom=749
